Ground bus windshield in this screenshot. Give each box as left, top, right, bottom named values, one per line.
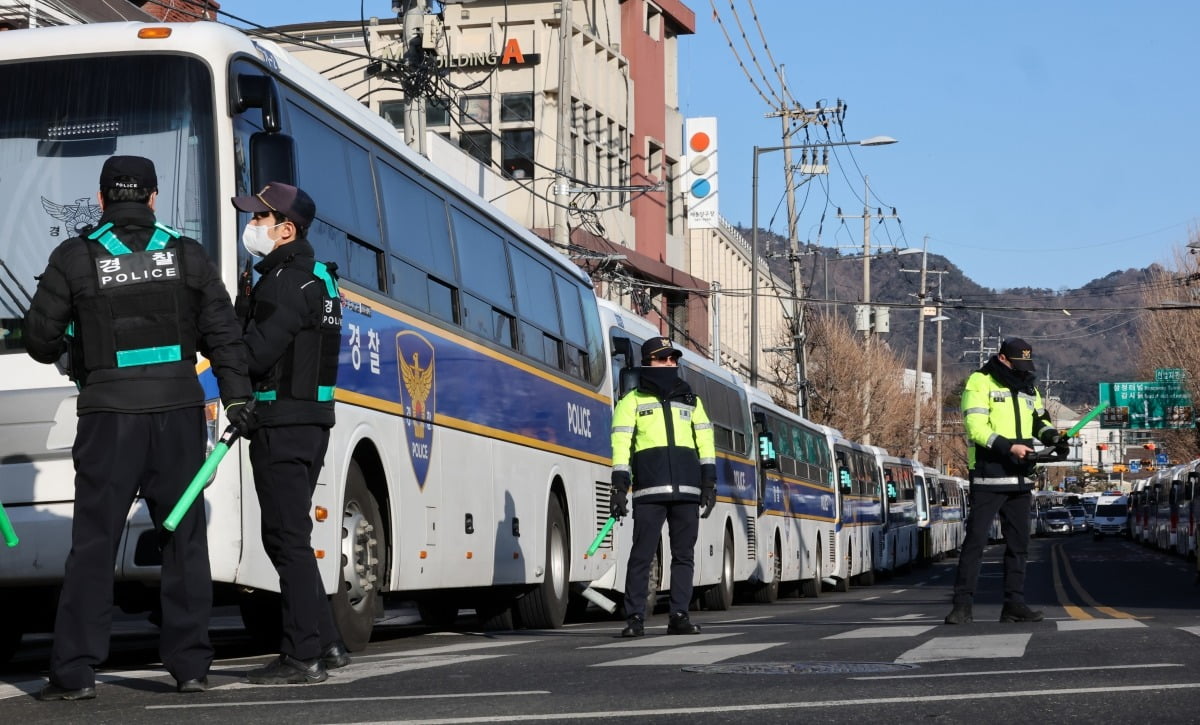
left=0, top=54, right=217, bottom=353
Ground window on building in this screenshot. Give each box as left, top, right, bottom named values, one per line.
left=379, top=100, right=404, bottom=129
left=500, top=92, right=533, bottom=122
left=426, top=97, right=450, bottom=126
left=647, top=139, right=663, bottom=181
left=460, top=95, right=491, bottom=125
left=500, top=128, right=534, bottom=180
left=459, top=131, right=492, bottom=167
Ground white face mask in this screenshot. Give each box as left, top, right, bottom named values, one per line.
left=241, top=221, right=283, bottom=257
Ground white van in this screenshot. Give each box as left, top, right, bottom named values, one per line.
left=1092, top=494, right=1129, bottom=539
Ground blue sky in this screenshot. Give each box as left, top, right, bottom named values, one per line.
left=215, top=1, right=1200, bottom=291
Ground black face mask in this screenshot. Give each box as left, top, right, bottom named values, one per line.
left=638, top=365, right=679, bottom=392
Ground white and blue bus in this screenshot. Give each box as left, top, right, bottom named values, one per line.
left=879, top=454, right=920, bottom=574
left=746, top=387, right=839, bottom=597
left=594, top=300, right=762, bottom=611
left=832, top=436, right=886, bottom=587
left=0, top=21, right=614, bottom=658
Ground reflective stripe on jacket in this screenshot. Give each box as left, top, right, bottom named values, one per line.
left=962, top=370, right=1055, bottom=489
left=611, top=389, right=716, bottom=503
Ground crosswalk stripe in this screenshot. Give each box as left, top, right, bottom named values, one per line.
left=216, top=654, right=508, bottom=689
left=1179, top=626, right=1200, bottom=638
left=581, top=633, right=738, bottom=649
left=1056, top=619, right=1147, bottom=632
left=592, top=643, right=782, bottom=666
left=895, top=633, right=1031, bottom=664
left=825, top=625, right=937, bottom=639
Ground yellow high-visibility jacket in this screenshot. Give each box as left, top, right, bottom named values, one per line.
left=963, top=364, right=1056, bottom=489
left=611, top=385, right=716, bottom=504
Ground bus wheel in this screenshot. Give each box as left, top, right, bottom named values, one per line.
left=335, top=461, right=382, bottom=651
left=0, top=620, right=22, bottom=665
left=702, top=530, right=735, bottom=610
left=753, top=537, right=781, bottom=603
left=801, top=543, right=821, bottom=598
left=834, top=547, right=851, bottom=592
left=237, top=589, right=282, bottom=652
left=515, top=497, right=569, bottom=629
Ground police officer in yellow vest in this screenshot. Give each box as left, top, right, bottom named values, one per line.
left=610, top=337, right=716, bottom=637
left=945, top=337, right=1065, bottom=625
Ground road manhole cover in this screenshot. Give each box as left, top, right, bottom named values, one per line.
left=681, top=662, right=918, bottom=675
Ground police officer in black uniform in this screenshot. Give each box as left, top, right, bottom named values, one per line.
left=231, top=182, right=347, bottom=685
left=24, top=156, right=251, bottom=700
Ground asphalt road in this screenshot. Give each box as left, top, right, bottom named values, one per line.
left=4, top=532, right=1200, bottom=724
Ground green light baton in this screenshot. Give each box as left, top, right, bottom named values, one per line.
left=0, top=500, right=17, bottom=547
left=164, top=425, right=240, bottom=532
left=587, top=516, right=617, bottom=556
left=1066, top=402, right=1109, bottom=437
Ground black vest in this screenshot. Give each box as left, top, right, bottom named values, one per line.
left=72, top=222, right=196, bottom=378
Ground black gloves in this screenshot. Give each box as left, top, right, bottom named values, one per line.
left=611, top=471, right=631, bottom=520
left=1040, top=431, right=1063, bottom=447
left=700, top=463, right=717, bottom=519
left=224, top=398, right=256, bottom=438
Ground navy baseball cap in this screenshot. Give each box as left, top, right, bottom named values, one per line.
left=641, top=336, right=682, bottom=364
left=1000, top=337, right=1035, bottom=371
left=232, top=182, right=316, bottom=229
left=99, top=155, right=157, bottom=192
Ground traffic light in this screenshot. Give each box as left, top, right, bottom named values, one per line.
left=1143, top=443, right=1157, bottom=451
left=1097, top=444, right=1108, bottom=451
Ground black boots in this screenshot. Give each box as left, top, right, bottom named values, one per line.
left=667, top=612, right=701, bottom=635
left=999, top=602, right=1045, bottom=623
left=943, top=603, right=973, bottom=624
left=621, top=614, right=645, bottom=637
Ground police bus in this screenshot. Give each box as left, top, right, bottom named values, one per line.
left=0, top=21, right=614, bottom=658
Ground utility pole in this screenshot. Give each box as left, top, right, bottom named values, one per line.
left=401, top=0, right=430, bottom=155
left=551, top=0, right=574, bottom=247
left=963, top=314, right=999, bottom=368
left=901, top=237, right=948, bottom=459
left=765, top=97, right=841, bottom=419
left=711, top=281, right=722, bottom=368
left=934, top=273, right=959, bottom=474
left=837, top=175, right=898, bottom=445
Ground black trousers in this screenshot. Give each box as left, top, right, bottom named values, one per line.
left=50, top=409, right=211, bottom=689
left=623, top=499, right=699, bottom=618
left=249, top=424, right=339, bottom=660
left=952, top=487, right=1033, bottom=606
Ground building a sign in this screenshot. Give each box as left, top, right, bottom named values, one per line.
left=382, top=37, right=540, bottom=69
left=683, top=117, right=719, bottom=229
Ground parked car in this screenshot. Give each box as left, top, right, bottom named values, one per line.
left=1037, top=507, right=1073, bottom=536
left=1067, top=505, right=1088, bottom=533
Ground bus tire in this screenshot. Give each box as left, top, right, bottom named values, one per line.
left=237, top=589, right=282, bottom=652
left=702, top=529, right=735, bottom=610
left=0, top=620, right=22, bottom=665
left=515, top=497, right=569, bottom=629
left=800, top=542, right=821, bottom=598
left=335, top=461, right=382, bottom=651
left=753, top=536, right=781, bottom=603
left=834, top=547, right=851, bottom=592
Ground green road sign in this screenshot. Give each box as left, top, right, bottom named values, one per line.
left=1098, top=381, right=1194, bottom=430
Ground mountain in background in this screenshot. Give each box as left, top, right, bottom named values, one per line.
left=736, top=225, right=1152, bottom=408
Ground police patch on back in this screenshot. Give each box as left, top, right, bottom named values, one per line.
left=95, top=250, right=180, bottom=289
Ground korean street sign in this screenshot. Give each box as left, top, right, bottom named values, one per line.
left=1155, top=368, right=1186, bottom=383
left=1098, top=381, right=1194, bottom=430
left=1129, top=460, right=1141, bottom=472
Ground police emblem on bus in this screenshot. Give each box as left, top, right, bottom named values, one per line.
left=397, top=331, right=435, bottom=489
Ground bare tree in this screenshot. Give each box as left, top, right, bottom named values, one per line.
left=1138, top=238, right=1200, bottom=462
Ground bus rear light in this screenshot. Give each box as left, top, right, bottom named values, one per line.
left=314, top=506, right=328, bottom=522
left=313, top=549, right=325, bottom=559
left=419, top=550, right=427, bottom=559
left=137, top=27, right=173, bottom=39
left=466, top=551, right=473, bottom=559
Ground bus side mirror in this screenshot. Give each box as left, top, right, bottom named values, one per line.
left=611, top=336, right=635, bottom=367
left=618, top=367, right=640, bottom=397
left=250, top=132, right=297, bottom=191
left=235, top=74, right=282, bottom=133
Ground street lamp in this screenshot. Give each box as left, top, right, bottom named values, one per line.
left=750, top=136, right=897, bottom=390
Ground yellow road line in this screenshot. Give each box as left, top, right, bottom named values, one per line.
left=1049, top=542, right=1092, bottom=619
left=1052, top=542, right=1143, bottom=620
